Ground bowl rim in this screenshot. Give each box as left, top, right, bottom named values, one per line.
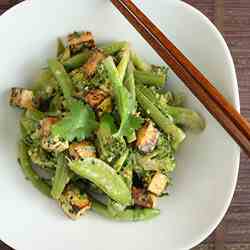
left=0, top=0, right=241, bottom=249
left=180, top=1, right=240, bottom=249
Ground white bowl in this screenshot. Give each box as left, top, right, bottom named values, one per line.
left=0, top=0, right=240, bottom=249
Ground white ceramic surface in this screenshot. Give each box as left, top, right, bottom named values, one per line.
left=0, top=0, right=240, bottom=250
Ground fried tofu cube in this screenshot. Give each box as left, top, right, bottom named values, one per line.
left=41, top=136, right=69, bottom=153
left=84, top=88, right=108, bottom=109
left=40, top=117, right=69, bottom=153
left=39, top=117, right=59, bottom=137
left=97, top=96, right=113, bottom=116
left=9, top=88, right=34, bottom=110
left=132, top=187, right=157, bottom=208
left=83, top=50, right=105, bottom=77
left=69, top=141, right=96, bottom=160
left=148, top=173, right=168, bottom=196
left=68, top=31, right=95, bottom=52
left=136, top=122, right=159, bottom=153
left=59, top=184, right=92, bottom=220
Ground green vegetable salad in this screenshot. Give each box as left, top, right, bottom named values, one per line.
left=10, top=31, right=205, bottom=221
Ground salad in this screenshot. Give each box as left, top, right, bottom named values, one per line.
left=9, top=31, right=205, bottom=221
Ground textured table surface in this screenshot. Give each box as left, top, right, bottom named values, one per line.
left=0, top=1, right=249, bottom=250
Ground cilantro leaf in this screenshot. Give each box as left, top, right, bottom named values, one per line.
left=103, top=57, right=140, bottom=138
left=119, top=115, right=144, bottom=138
left=51, top=99, right=97, bottom=141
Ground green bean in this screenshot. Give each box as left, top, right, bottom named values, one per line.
left=103, top=56, right=133, bottom=136
left=48, top=59, right=73, bottom=99
left=92, top=199, right=114, bottom=219
left=139, top=86, right=205, bottom=131
left=136, top=86, right=186, bottom=150
left=124, top=61, right=137, bottom=142
left=92, top=199, right=160, bottom=221
left=124, top=61, right=136, bottom=111
left=130, top=50, right=152, bottom=72
left=107, top=199, right=126, bottom=216
left=18, top=141, right=51, bottom=197
left=117, top=46, right=130, bottom=82
left=69, top=158, right=131, bottom=206
left=57, top=38, right=65, bottom=57
left=59, top=48, right=71, bottom=63
left=63, top=50, right=92, bottom=71
left=51, top=154, right=71, bottom=200
left=134, top=70, right=166, bottom=87
left=101, top=41, right=129, bottom=55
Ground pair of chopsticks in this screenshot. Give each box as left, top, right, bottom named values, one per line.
left=111, top=0, right=250, bottom=157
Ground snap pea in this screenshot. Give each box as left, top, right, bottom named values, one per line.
left=124, top=61, right=137, bottom=142
left=48, top=59, right=73, bottom=99
left=69, top=158, right=131, bottom=206
left=130, top=50, right=152, bottom=72
left=124, top=61, right=136, bottom=110
left=92, top=199, right=160, bottom=221
left=103, top=56, right=134, bottom=137
left=101, top=41, right=129, bottom=55
left=51, top=154, right=71, bottom=200
left=139, top=85, right=205, bottom=131
left=117, top=46, right=130, bottom=82
left=63, top=50, right=92, bottom=71
left=18, top=141, right=51, bottom=197
left=134, top=70, right=166, bottom=87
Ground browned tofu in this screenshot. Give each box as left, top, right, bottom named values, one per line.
left=136, top=122, right=159, bottom=154
left=96, top=96, right=113, bottom=117
left=83, top=50, right=105, bottom=77
left=68, top=31, right=95, bottom=52
left=41, top=136, right=69, bottom=153
left=69, top=141, right=96, bottom=160
left=9, top=88, right=34, bottom=110
left=148, top=172, right=168, bottom=196
left=84, top=88, right=108, bottom=108
left=59, top=184, right=92, bottom=220
left=39, top=117, right=59, bottom=137
left=132, top=187, right=157, bottom=208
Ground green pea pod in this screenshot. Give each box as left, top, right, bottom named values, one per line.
left=101, top=41, right=129, bottom=55
left=92, top=200, right=160, bottom=221
left=48, top=59, right=73, bottom=99
left=63, top=50, right=92, bottom=71
left=130, top=50, right=152, bottom=72
left=69, top=158, right=131, bottom=206
left=134, top=70, right=166, bottom=87
left=18, top=141, right=51, bottom=197
left=51, top=154, right=71, bottom=200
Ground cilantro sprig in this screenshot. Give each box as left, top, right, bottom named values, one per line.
left=51, top=99, right=98, bottom=141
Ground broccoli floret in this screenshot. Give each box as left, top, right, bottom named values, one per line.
left=135, top=133, right=176, bottom=174
left=139, top=85, right=205, bottom=131
left=96, top=114, right=127, bottom=163
left=70, top=63, right=111, bottom=92
left=151, top=65, right=168, bottom=80
left=28, top=146, right=56, bottom=168
left=91, top=63, right=111, bottom=87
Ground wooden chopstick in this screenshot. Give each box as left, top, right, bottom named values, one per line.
left=111, top=0, right=250, bottom=156
left=119, top=0, right=250, bottom=140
